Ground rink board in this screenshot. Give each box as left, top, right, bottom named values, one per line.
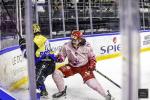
left=0, top=30, right=150, bottom=92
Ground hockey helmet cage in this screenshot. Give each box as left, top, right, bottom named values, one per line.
left=33, top=24, right=41, bottom=34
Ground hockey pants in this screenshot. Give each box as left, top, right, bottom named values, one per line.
left=36, top=61, right=55, bottom=90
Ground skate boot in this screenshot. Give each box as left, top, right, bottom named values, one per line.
left=40, top=89, right=48, bottom=97
left=52, top=86, right=67, bottom=98
left=105, top=90, right=115, bottom=100
left=36, top=89, right=41, bottom=100
left=37, top=83, right=48, bottom=97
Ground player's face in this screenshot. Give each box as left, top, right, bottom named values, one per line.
left=71, top=35, right=81, bottom=47
left=72, top=39, right=80, bottom=45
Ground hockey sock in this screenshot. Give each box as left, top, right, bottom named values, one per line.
left=52, top=70, right=65, bottom=92
left=85, top=78, right=107, bottom=97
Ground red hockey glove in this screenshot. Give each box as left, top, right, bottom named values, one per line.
left=88, top=59, right=96, bottom=71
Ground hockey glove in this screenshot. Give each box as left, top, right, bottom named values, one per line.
left=88, top=59, right=96, bottom=71
left=56, top=54, right=64, bottom=62
left=19, top=38, right=26, bottom=51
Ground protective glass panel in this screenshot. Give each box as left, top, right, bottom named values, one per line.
left=1, top=0, right=150, bottom=100
left=0, top=0, right=30, bottom=99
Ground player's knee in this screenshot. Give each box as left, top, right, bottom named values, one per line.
left=86, top=79, right=99, bottom=91
left=52, top=70, right=63, bottom=78
left=86, top=83, right=98, bottom=91
left=91, top=85, right=99, bottom=91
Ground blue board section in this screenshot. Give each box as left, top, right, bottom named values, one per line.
left=0, top=45, right=19, bottom=55
left=0, top=88, right=16, bottom=100
left=0, top=30, right=150, bottom=55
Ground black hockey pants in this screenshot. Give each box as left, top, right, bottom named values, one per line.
left=36, top=61, right=55, bottom=88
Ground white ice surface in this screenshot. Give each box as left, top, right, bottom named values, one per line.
left=10, top=51, right=150, bottom=100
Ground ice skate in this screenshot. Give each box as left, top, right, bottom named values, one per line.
left=52, top=86, right=67, bottom=99
left=40, top=89, right=49, bottom=98
left=105, top=90, right=115, bottom=100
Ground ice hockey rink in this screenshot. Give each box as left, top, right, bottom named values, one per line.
left=10, top=51, right=150, bottom=100
left=1, top=0, right=150, bottom=100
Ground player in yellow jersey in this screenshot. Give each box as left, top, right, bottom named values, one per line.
left=19, top=24, right=56, bottom=97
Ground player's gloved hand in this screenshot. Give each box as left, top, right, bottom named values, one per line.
left=19, top=38, right=26, bottom=45
left=56, top=54, right=64, bottom=62
left=88, top=59, right=96, bottom=71
left=19, top=38, right=26, bottom=51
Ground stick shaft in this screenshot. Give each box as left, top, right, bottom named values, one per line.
left=95, top=69, right=121, bottom=89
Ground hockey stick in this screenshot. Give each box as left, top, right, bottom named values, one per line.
left=1, top=0, right=22, bottom=39
left=94, top=69, right=121, bottom=89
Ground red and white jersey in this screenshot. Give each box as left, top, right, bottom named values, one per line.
left=59, top=41, right=96, bottom=67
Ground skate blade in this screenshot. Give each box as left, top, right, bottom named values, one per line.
left=111, top=97, right=115, bottom=100
left=41, top=95, right=50, bottom=99
left=52, top=95, right=71, bottom=100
